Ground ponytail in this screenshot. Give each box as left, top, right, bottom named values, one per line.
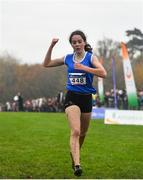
left=84, top=43, right=93, bottom=53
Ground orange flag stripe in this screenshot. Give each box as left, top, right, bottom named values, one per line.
left=121, top=42, right=129, bottom=60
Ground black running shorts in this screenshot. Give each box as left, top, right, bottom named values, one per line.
left=64, top=90, right=92, bottom=113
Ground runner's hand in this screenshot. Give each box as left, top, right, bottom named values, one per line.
left=51, top=38, right=59, bottom=46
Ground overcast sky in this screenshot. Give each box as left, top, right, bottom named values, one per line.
left=0, top=0, right=143, bottom=64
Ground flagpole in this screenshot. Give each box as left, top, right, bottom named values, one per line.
left=112, top=56, right=118, bottom=109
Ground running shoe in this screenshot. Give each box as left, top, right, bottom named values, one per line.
left=74, top=165, right=82, bottom=176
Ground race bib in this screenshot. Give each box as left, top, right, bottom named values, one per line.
left=69, top=73, right=86, bottom=85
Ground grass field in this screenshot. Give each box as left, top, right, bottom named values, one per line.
left=0, top=112, right=143, bottom=179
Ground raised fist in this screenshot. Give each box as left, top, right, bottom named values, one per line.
left=51, top=38, right=59, bottom=46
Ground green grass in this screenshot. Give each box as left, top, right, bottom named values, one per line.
left=0, top=112, right=143, bottom=179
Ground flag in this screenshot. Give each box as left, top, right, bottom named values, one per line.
left=98, top=58, right=104, bottom=103
left=121, top=42, right=138, bottom=108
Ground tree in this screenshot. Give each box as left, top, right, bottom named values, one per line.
left=95, top=38, right=123, bottom=91
left=126, top=28, right=143, bottom=58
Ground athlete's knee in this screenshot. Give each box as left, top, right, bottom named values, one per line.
left=80, top=128, right=88, bottom=137
left=71, top=128, right=80, bottom=137
left=80, top=132, right=86, bottom=138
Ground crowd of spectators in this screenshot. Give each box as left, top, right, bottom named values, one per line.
left=93, top=89, right=143, bottom=110
left=0, top=89, right=143, bottom=112
left=0, top=91, right=65, bottom=112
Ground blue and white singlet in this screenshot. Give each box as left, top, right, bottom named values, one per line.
left=64, top=52, right=96, bottom=94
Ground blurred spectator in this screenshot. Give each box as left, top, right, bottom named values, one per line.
left=92, top=94, right=96, bottom=107
left=6, top=101, right=12, bottom=111
left=57, top=91, right=65, bottom=112
left=17, top=92, right=24, bottom=111
left=13, top=92, right=24, bottom=111
left=138, top=90, right=143, bottom=110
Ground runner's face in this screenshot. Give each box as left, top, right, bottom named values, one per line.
left=71, top=35, right=86, bottom=54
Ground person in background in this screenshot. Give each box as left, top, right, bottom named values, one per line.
left=57, top=90, right=64, bottom=112
left=43, top=30, right=107, bottom=176
left=17, top=92, right=24, bottom=111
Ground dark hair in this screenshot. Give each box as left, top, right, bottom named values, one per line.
left=69, top=30, right=92, bottom=53
left=84, top=43, right=93, bottom=53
